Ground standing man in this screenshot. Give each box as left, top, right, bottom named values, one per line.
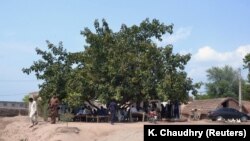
left=49, top=95, right=59, bottom=124
left=174, top=100, right=180, bottom=119
left=108, top=99, right=117, bottom=125
left=29, top=97, right=38, bottom=127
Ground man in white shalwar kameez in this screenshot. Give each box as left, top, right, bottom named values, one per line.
left=29, top=97, right=38, bottom=127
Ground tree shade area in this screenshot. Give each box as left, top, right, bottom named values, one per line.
left=22, top=19, right=200, bottom=108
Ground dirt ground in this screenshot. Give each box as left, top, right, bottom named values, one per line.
left=0, top=116, right=249, bottom=141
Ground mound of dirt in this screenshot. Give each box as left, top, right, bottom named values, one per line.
left=55, top=127, right=80, bottom=134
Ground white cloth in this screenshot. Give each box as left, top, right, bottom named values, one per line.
left=29, top=101, right=37, bottom=123
left=130, top=107, right=138, bottom=113
left=117, top=110, right=124, bottom=121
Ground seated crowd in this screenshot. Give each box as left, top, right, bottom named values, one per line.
left=67, top=100, right=181, bottom=122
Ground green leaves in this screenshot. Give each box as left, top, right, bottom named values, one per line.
left=74, top=18, right=196, bottom=105
left=63, top=92, right=83, bottom=108
left=205, top=65, right=239, bottom=99
left=243, top=53, right=250, bottom=82
left=23, top=18, right=198, bottom=108
left=22, top=41, right=70, bottom=101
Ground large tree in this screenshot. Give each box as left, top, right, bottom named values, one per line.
left=157, top=46, right=199, bottom=102
left=205, top=65, right=241, bottom=99
left=66, top=18, right=199, bottom=106
left=23, top=19, right=200, bottom=108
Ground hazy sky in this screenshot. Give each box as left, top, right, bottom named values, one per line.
left=1, top=0, right=250, bottom=101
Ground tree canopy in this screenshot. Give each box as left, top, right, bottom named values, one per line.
left=23, top=19, right=199, bottom=108
left=203, top=65, right=250, bottom=100
left=22, top=41, right=71, bottom=101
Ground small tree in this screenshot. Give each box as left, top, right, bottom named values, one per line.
left=60, top=112, right=74, bottom=127
left=22, top=95, right=30, bottom=104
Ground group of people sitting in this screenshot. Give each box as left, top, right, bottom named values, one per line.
left=75, top=105, right=108, bottom=116
left=73, top=105, right=130, bottom=122
left=69, top=105, right=108, bottom=122
left=62, top=100, right=181, bottom=123
left=129, top=101, right=181, bottom=122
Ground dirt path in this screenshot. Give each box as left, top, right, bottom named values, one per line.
left=0, top=117, right=12, bottom=141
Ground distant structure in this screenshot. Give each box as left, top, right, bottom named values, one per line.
left=0, top=101, right=28, bottom=109
left=182, top=97, right=250, bottom=119
left=0, top=101, right=28, bottom=117
left=0, top=91, right=40, bottom=117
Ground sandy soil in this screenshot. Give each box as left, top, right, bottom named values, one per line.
left=0, top=116, right=144, bottom=141
left=0, top=116, right=249, bottom=141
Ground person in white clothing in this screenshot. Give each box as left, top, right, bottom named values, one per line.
left=29, top=97, right=38, bottom=127
left=130, top=105, right=138, bottom=113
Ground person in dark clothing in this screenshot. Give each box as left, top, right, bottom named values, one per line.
left=49, top=95, right=59, bottom=124
left=174, top=100, right=180, bottom=119
left=161, top=104, right=166, bottom=119
left=108, top=100, right=117, bottom=125
left=167, top=103, right=171, bottom=118
left=98, top=106, right=107, bottom=116
left=169, top=101, right=174, bottom=118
